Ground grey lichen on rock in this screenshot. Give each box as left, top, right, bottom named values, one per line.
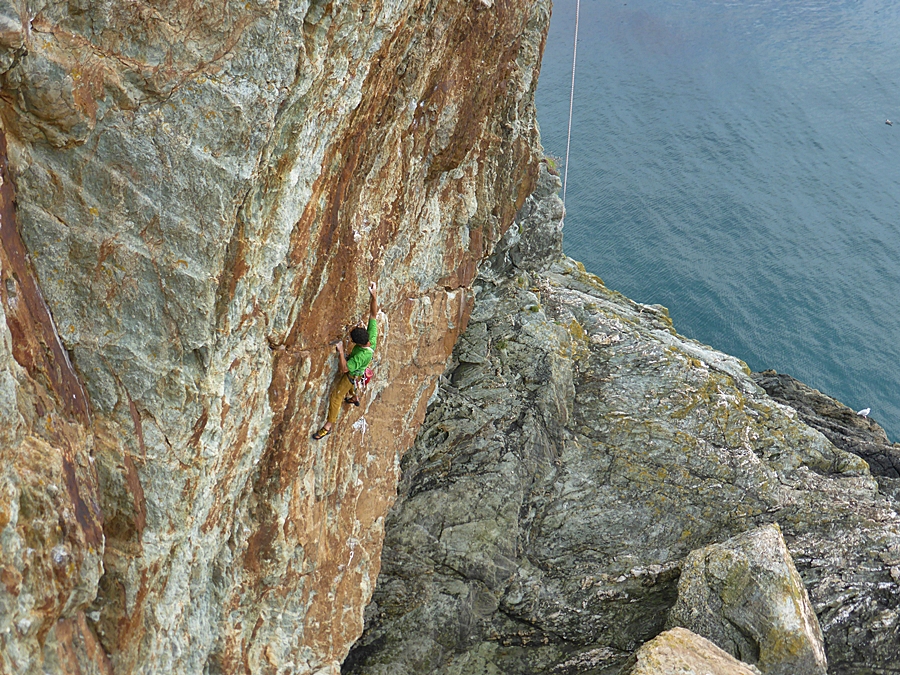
left=666, top=524, right=827, bottom=675
left=622, top=627, right=763, bottom=675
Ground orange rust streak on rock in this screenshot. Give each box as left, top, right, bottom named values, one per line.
left=0, top=130, right=90, bottom=424
left=189, top=408, right=210, bottom=448
left=53, top=612, right=115, bottom=675
left=127, top=395, right=146, bottom=458
left=200, top=417, right=250, bottom=534
left=61, top=449, right=104, bottom=549
left=123, top=453, right=147, bottom=537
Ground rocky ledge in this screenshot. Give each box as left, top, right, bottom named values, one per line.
left=345, top=165, right=900, bottom=674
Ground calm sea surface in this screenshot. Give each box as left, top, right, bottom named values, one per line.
left=536, top=0, right=900, bottom=440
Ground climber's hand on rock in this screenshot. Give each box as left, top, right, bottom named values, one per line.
left=368, top=282, right=379, bottom=320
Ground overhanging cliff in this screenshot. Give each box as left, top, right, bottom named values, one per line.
left=0, top=1, right=551, bottom=672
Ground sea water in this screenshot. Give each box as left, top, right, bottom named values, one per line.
left=536, top=0, right=900, bottom=440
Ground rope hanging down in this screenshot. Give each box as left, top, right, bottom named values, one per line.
left=562, top=0, right=581, bottom=211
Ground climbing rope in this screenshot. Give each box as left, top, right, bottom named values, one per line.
left=562, top=0, right=581, bottom=212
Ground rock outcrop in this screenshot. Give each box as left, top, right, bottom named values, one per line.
left=0, top=1, right=551, bottom=672
left=666, top=524, right=827, bottom=675
left=4, top=2, right=900, bottom=674
left=753, top=370, right=900, bottom=479
left=622, top=627, right=762, bottom=675
left=345, top=167, right=900, bottom=675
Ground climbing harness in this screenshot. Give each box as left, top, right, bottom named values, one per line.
left=562, top=0, right=581, bottom=215
left=349, top=346, right=375, bottom=398
left=350, top=366, right=374, bottom=397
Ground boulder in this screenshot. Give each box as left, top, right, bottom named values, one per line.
left=667, top=524, right=827, bottom=675
left=623, top=627, right=762, bottom=675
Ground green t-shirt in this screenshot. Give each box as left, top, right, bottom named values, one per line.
left=346, top=318, right=377, bottom=377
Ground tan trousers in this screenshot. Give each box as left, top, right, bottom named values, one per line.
left=327, top=374, right=355, bottom=425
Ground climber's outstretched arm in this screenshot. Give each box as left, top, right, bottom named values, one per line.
left=335, top=341, right=349, bottom=374
left=368, top=281, right=378, bottom=321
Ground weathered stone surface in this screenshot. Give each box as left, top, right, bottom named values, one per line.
left=666, top=524, right=826, bottom=675
left=345, top=168, right=900, bottom=675
left=1, top=132, right=104, bottom=675
left=622, top=627, right=762, bottom=675
left=40, top=612, right=115, bottom=675
left=0, top=0, right=551, bottom=672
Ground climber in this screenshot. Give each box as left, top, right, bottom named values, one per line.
left=313, top=281, right=378, bottom=440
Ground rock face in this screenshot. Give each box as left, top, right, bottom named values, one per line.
left=666, top=524, right=827, bottom=675
left=622, top=627, right=762, bottom=675
left=345, top=168, right=900, bottom=675
left=0, top=1, right=551, bottom=673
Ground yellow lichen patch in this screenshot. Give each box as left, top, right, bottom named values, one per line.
left=567, top=319, right=586, bottom=342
